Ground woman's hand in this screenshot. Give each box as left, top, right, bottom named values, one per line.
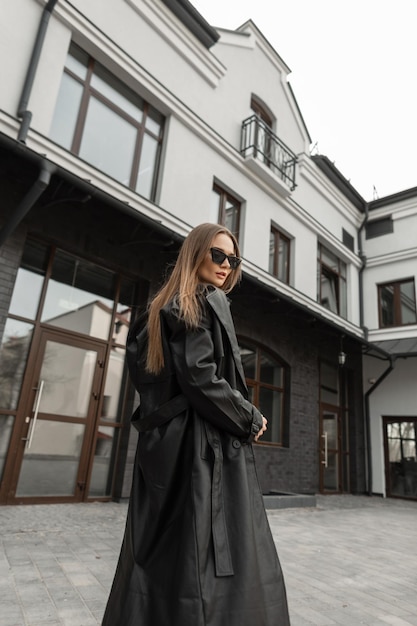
left=254, top=415, right=268, bottom=442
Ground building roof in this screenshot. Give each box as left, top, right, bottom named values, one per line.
left=311, top=154, right=366, bottom=211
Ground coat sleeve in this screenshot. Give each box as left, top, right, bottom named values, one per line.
left=161, top=302, right=263, bottom=441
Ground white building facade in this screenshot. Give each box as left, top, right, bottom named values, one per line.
left=0, top=0, right=416, bottom=505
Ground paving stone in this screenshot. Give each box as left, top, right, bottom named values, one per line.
left=1, top=495, right=416, bottom=625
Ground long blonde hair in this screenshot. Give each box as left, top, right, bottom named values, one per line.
left=146, top=223, right=241, bottom=374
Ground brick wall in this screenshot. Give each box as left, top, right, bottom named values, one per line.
left=0, top=214, right=26, bottom=345
left=232, top=292, right=366, bottom=496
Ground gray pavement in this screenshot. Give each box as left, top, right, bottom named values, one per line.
left=0, top=495, right=416, bottom=626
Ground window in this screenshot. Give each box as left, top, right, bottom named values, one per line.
left=378, top=279, right=417, bottom=327
left=251, top=97, right=273, bottom=167
left=210, top=184, right=241, bottom=240
left=384, top=418, right=417, bottom=499
left=366, top=217, right=394, bottom=239
left=317, top=244, right=347, bottom=318
left=342, top=228, right=355, bottom=252
left=269, top=226, right=290, bottom=283
left=49, top=44, right=164, bottom=200
left=239, top=341, right=288, bottom=445
left=251, top=97, right=273, bottom=127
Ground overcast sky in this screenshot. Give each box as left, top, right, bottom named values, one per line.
left=191, top=0, right=417, bottom=201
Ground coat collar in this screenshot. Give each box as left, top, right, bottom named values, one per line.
left=205, top=287, right=247, bottom=391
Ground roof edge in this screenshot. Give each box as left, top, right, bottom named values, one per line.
left=160, top=0, right=220, bottom=48
left=311, top=154, right=366, bottom=211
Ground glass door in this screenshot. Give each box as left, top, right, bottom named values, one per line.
left=320, top=405, right=341, bottom=492
left=10, top=329, right=106, bottom=503
left=384, top=418, right=417, bottom=500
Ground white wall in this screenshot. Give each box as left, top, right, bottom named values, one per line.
left=363, top=356, right=417, bottom=496
left=363, top=198, right=417, bottom=334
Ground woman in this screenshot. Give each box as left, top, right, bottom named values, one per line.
left=102, top=223, right=290, bottom=626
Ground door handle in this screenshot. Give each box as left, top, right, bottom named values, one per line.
left=321, top=432, right=328, bottom=468
left=25, top=380, right=45, bottom=449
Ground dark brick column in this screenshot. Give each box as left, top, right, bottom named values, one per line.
left=0, top=216, right=26, bottom=345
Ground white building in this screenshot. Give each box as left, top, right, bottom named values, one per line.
left=0, top=0, right=416, bottom=505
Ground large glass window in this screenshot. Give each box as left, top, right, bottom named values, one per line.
left=49, top=44, right=164, bottom=200
left=0, top=319, right=34, bottom=411
left=1, top=237, right=141, bottom=503
left=317, top=243, right=347, bottom=318
left=378, top=279, right=417, bottom=328
left=384, top=418, right=417, bottom=500
left=269, top=226, right=290, bottom=283
left=41, top=250, right=116, bottom=341
left=209, top=184, right=241, bottom=240
left=239, top=341, right=288, bottom=445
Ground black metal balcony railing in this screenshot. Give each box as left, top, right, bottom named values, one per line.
left=240, top=115, right=297, bottom=190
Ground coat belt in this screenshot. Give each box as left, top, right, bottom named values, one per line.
left=204, top=422, right=234, bottom=577
left=131, top=393, right=189, bottom=432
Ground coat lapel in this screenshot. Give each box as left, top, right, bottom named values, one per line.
left=206, top=288, right=248, bottom=392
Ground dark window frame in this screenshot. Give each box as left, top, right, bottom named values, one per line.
left=317, top=243, right=347, bottom=318
left=52, top=43, right=164, bottom=200
left=378, top=278, right=417, bottom=328
left=250, top=96, right=273, bottom=127
left=212, top=183, right=241, bottom=241
left=269, top=225, right=290, bottom=283
left=238, top=338, right=290, bottom=447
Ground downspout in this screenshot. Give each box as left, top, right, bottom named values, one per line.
left=357, top=201, right=369, bottom=339
left=0, top=164, right=52, bottom=247
left=363, top=355, right=395, bottom=496
left=17, top=0, right=59, bottom=143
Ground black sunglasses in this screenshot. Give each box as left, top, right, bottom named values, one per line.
left=210, top=247, right=241, bottom=270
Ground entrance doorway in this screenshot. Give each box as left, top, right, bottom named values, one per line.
left=7, top=330, right=106, bottom=503
left=383, top=417, right=417, bottom=500
left=319, top=360, right=350, bottom=493
left=0, top=238, right=141, bottom=504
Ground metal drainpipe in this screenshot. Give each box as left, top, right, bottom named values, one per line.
left=363, top=356, right=395, bottom=496
left=357, top=201, right=369, bottom=339
left=0, top=164, right=52, bottom=247
left=17, top=0, right=59, bottom=143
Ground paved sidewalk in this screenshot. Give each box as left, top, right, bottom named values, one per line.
left=0, top=495, right=416, bottom=625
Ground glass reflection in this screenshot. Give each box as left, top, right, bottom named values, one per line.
left=0, top=319, right=34, bottom=410
left=400, top=282, right=417, bottom=324
left=49, top=73, right=84, bottom=149
left=89, top=427, right=119, bottom=496
left=38, top=342, right=97, bottom=418
left=259, top=387, right=282, bottom=443
left=79, top=96, right=137, bottom=186
left=91, top=65, right=143, bottom=120
left=136, top=133, right=158, bottom=198
left=41, top=250, right=115, bottom=340
left=323, top=453, right=338, bottom=491
left=240, top=345, right=256, bottom=379
left=387, top=420, right=417, bottom=498
left=0, top=415, right=14, bottom=481
left=320, top=362, right=339, bottom=405
left=260, top=353, right=282, bottom=386
left=102, top=346, right=126, bottom=423
left=9, top=239, right=48, bottom=320
left=16, top=421, right=85, bottom=497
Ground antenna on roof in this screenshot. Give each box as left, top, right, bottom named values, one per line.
left=310, top=141, right=319, bottom=155
left=373, top=185, right=379, bottom=200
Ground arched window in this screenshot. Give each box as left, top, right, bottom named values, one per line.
left=239, top=340, right=289, bottom=446
left=250, top=97, right=275, bottom=168
left=251, top=96, right=274, bottom=128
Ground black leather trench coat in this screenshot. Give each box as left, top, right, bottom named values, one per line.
left=102, top=287, right=290, bottom=626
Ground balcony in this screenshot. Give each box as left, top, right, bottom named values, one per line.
left=240, top=115, right=297, bottom=194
